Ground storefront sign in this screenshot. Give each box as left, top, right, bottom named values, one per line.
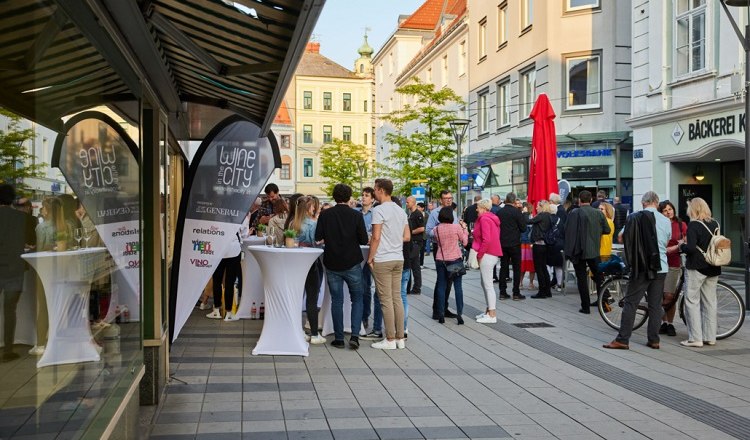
left=170, top=115, right=276, bottom=342
left=52, top=112, right=140, bottom=313
left=686, top=113, right=745, bottom=142
left=557, top=149, right=612, bottom=158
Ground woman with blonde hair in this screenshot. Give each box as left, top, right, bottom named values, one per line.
left=291, top=196, right=325, bottom=344
left=679, top=197, right=721, bottom=347
left=528, top=200, right=553, bottom=299
left=471, top=199, right=502, bottom=323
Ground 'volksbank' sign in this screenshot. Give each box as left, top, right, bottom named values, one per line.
left=557, top=149, right=612, bottom=158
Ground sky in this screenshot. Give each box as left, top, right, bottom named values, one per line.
left=312, top=0, right=426, bottom=69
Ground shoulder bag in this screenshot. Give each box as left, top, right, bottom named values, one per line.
left=437, top=225, right=466, bottom=278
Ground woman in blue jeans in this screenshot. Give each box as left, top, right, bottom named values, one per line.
left=430, top=206, right=468, bottom=324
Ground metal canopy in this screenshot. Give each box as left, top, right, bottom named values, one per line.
left=0, top=0, right=323, bottom=139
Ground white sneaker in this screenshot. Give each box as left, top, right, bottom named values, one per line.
left=310, top=335, right=326, bottom=345
left=396, top=339, right=406, bottom=349
left=28, top=345, right=45, bottom=356
left=371, top=339, right=397, bottom=350
left=475, top=312, right=487, bottom=319
left=680, top=340, right=703, bottom=347
left=198, top=302, right=212, bottom=310
left=476, top=316, right=497, bottom=324
left=206, top=308, right=222, bottom=319
left=224, top=312, right=239, bottom=322
left=704, top=340, right=716, bottom=346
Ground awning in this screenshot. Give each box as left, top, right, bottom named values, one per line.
left=0, top=0, right=324, bottom=139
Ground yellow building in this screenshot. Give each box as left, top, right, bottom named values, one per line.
left=288, top=41, right=375, bottom=197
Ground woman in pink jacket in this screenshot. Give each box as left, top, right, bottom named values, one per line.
left=432, top=206, right=468, bottom=324
left=472, top=199, right=503, bottom=324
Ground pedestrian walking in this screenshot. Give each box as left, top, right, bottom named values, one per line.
left=472, top=199, right=502, bottom=323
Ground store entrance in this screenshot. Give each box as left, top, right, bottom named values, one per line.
left=722, top=161, right=745, bottom=266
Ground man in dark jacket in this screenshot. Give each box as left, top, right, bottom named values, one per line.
left=564, top=190, right=611, bottom=314
left=497, top=192, right=527, bottom=300
left=613, top=196, right=629, bottom=235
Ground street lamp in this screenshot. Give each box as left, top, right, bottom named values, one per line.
left=449, top=118, right=470, bottom=215
left=719, top=0, right=750, bottom=307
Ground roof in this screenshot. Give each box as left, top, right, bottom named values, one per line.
left=273, top=100, right=291, bottom=125
left=0, top=0, right=324, bottom=139
left=295, top=44, right=358, bottom=79
left=399, top=0, right=463, bottom=30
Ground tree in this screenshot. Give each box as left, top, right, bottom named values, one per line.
left=319, top=138, right=371, bottom=198
left=0, top=108, right=46, bottom=195
left=383, top=77, right=466, bottom=197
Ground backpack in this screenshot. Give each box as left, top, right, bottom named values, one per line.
left=543, top=215, right=561, bottom=246
left=695, top=220, right=731, bottom=266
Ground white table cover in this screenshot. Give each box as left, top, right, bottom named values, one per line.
left=22, top=247, right=108, bottom=368
left=248, top=246, right=323, bottom=356
left=236, top=236, right=266, bottom=319
left=320, top=246, right=369, bottom=337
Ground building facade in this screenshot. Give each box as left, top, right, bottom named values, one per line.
left=267, top=101, right=296, bottom=195
left=629, top=0, right=746, bottom=266
left=289, top=42, right=375, bottom=198
left=466, top=0, right=633, bottom=206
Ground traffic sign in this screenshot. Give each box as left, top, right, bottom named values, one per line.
left=411, top=187, right=426, bottom=202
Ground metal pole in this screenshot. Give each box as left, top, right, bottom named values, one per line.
left=745, top=24, right=750, bottom=307
left=456, top=137, right=462, bottom=215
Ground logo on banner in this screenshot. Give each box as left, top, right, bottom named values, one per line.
left=196, top=205, right=242, bottom=216
left=189, top=258, right=212, bottom=268
left=218, top=145, right=256, bottom=190
left=112, top=226, right=138, bottom=237
left=78, top=145, right=119, bottom=194
left=123, top=241, right=140, bottom=256
left=192, top=240, right=214, bottom=255
left=192, top=225, right=225, bottom=236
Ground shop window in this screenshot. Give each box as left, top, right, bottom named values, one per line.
left=343, top=93, right=351, bottom=111
left=478, top=17, right=487, bottom=60
left=498, top=2, right=508, bottom=47
left=303, top=158, right=314, bottom=177
left=303, top=124, right=312, bottom=143
left=280, top=135, right=290, bottom=149
left=323, top=92, right=332, bottom=110
left=323, top=125, right=332, bottom=143
left=566, top=0, right=599, bottom=12
left=478, top=90, right=489, bottom=134
left=566, top=54, right=600, bottom=110
left=497, top=79, right=511, bottom=127
left=343, top=126, right=351, bottom=141
left=303, top=91, right=312, bottom=110
left=520, top=66, right=536, bottom=118
left=675, top=0, right=706, bottom=77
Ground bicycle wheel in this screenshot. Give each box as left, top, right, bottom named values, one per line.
left=678, top=281, right=745, bottom=340
left=598, top=276, right=649, bottom=331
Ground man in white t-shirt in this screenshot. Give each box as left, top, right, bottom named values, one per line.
left=367, top=178, right=410, bottom=350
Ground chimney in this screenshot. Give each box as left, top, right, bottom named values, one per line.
left=305, top=42, right=320, bottom=53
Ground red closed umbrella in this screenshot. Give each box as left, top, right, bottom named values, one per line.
left=527, top=93, right=558, bottom=214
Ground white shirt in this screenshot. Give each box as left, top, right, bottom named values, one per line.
left=371, top=201, right=407, bottom=263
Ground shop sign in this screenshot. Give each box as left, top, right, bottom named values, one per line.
left=557, top=149, right=612, bottom=158
left=684, top=113, right=745, bottom=143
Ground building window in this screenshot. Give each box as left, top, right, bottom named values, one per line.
left=479, top=17, right=487, bottom=59
left=364, top=100, right=368, bottom=112
left=459, top=40, right=467, bottom=76
left=520, top=66, right=536, bottom=118
left=442, top=55, right=448, bottom=87
left=281, top=134, right=290, bottom=148
left=343, top=93, right=351, bottom=111
left=566, top=0, right=599, bottom=12
left=364, top=133, right=368, bottom=145
left=343, top=126, right=351, bottom=141
left=478, top=91, right=489, bottom=134
left=675, top=0, right=706, bottom=77
left=280, top=163, right=291, bottom=180
left=323, top=125, right=332, bottom=143
left=378, top=64, right=383, bottom=84
left=323, top=92, right=332, bottom=110
left=389, top=52, right=394, bottom=75
left=372, top=126, right=375, bottom=145
left=303, top=91, right=312, bottom=109
left=566, top=54, right=600, bottom=109
left=521, top=0, right=533, bottom=30
left=497, top=80, right=511, bottom=127
left=498, top=2, right=508, bottom=46
left=303, top=158, right=313, bottom=177
left=303, top=124, right=312, bottom=143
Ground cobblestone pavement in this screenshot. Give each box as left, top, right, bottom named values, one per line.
left=146, top=262, right=750, bottom=439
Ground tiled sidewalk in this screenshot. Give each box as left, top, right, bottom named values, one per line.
left=146, top=263, right=750, bottom=439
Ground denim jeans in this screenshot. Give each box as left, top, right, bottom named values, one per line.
left=401, top=268, right=410, bottom=330
left=434, top=259, right=464, bottom=319
left=362, top=263, right=372, bottom=321
left=326, top=264, right=364, bottom=342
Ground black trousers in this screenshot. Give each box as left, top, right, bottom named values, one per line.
left=305, top=259, right=323, bottom=335
left=532, top=244, right=551, bottom=296
left=431, top=242, right=452, bottom=316
left=499, top=246, right=522, bottom=295
left=407, top=242, right=422, bottom=293
left=616, top=273, right=665, bottom=344
left=212, top=254, right=242, bottom=310
left=573, top=257, right=602, bottom=312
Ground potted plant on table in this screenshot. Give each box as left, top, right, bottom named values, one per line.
left=55, top=231, right=69, bottom=251
left=283, top=229, right=297, bottom=248
left=256, top=224, right=266, bottom=237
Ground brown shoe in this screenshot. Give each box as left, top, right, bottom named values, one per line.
left=602, top=340, right=629, bottom=350
left=646, top=341, right=660, bottom=349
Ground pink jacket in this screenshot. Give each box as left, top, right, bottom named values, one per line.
left=472, top=212, right=503, bottom=259
left=434, top=223, right=468, bottom=261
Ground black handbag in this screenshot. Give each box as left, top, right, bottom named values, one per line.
left=437, top=226, right=466, bottom=278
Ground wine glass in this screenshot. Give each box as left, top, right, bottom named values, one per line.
left=73, top=228, right=84, bottom=249
left=266, top=226, right=275, bottom=247
left=83, top=227, right=94, bottom=248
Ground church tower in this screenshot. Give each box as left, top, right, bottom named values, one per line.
left=354, top=32, right=374, bottom=78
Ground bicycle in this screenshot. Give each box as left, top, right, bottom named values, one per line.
left=597, top=267, right=745, bottom=340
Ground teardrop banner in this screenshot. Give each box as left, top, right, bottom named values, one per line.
left=170, top=115, right=278, bottom=342
left=52, top=111, right=141, bottom=319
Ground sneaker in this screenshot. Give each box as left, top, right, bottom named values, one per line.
left=224, top=312, right=240, bottom=322
left=475, top=312, right=487, bottom=319
left=206, top=308, right=222, bottom=319
left=476, top=316, right=497, bottom=324
left=28, top=345, right=45, bottom=356
left=703, top=340, right=716, bottom=346
left=349, top=337, right=360, bottom=350
left=310, top=335, right=326, bottom=345
left=362, top=331, right=383, bottom=340
left=499, top=293, right=511, bottom=300
left=444, top=310, right=457, bottom=318
left=396, top=339, right=406, bottom=349
left=331, top=340, right=345, bottom=349
left=198, top=302, right=212, bottom=310
left=513, top=294, right=527, bottom=300
left=659, top=323, right=668, bottom=334
left=680, top=340, right=703, bottom=347
left=667, top=324, right=677, bottom=337
left=371, top=339, right=397, bottom=350
left=555, top=285, right=562, bottom=293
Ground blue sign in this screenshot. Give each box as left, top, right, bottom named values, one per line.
left=411, top=187, right=425, bottom=202
left=557, top=149, right=611, bottom=158
left=51, top=182, right=61, bottom=193
left=558, top=179, right=571, bottom=202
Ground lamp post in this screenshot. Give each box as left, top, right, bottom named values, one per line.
left=449, top=118, right=470, bottom=216
left=720, top=0, right=750, bottom=307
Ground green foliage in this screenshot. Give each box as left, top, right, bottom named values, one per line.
left=382, top=77, right=466, bottom=197
left=256, top=224, right=266, bottom=232
left=283, top=229, right=296, bottom=238
left=0, top=108, right=46, bottom=195
left=319, top=138, right=371, bottom=197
